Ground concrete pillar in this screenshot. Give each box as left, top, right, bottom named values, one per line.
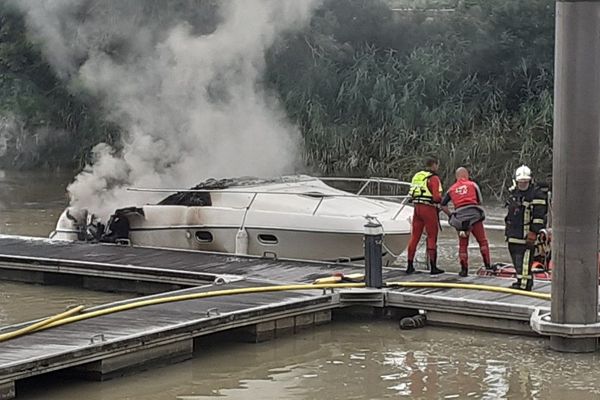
left=551, top=0, right=600, bottom=352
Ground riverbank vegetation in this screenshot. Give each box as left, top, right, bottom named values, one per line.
left=0, top=2, right=120, bottom=168
left=0, top=0, right=554, bottom=195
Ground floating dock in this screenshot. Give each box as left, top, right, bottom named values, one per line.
left=0, top=235, right=551, bottom=399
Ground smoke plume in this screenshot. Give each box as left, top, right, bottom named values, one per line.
left=14, top=0, right=319, bottom=217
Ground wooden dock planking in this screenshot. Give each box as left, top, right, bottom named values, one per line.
left=0, top=235, right=553, bottom=320
left=0, top=234, right=561, bottom=399
left=0, top=235, right=363, bottom=284
left=0, top=282, right=335, bottom=382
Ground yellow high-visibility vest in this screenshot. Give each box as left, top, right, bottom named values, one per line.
left=409, top=170, right=442, bottom=204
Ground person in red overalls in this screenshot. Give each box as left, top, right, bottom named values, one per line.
left=406, top=157, right=444, bottom=275
left=441, top=167, right=491, bottom=277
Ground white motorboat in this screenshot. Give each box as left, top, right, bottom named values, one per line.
left=51, top=176, right=413, bottom=263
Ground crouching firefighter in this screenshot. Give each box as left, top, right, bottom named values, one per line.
left=504, top=165, right=548, bottom=291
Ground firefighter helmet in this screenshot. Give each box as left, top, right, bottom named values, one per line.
left=515, top=165, right=532, bottom=181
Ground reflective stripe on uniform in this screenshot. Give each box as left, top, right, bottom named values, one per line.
left=523, top=206, right=531, bottom=240
left=532, top=199, right=547, bottom=205
left=508, top=237, right=527, bottom=244
left=521, top=247, right=532, bottom=290
left=413, top=199, right=436, bottom=205
left=532, top=218, right=545, bottom=224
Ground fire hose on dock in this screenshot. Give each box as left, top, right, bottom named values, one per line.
left=0, top=280, right=549, bottom=343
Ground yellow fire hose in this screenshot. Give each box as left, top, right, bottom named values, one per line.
left=314, top=274, right=551, bottom=300
left=0, top=305, right=85, bottom=342
left=0, top=281, right=550, bottom=343
left=0, top=283, right=362, bottom=343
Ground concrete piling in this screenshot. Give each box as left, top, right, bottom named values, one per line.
left=551, top=0, right=600, bottom=353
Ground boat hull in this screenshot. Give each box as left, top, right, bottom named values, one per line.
left=128, top=225, right=409, bottom=263
left=51, top=176, right=414, bottom=263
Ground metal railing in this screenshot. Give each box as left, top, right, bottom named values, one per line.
left=127, top=177, right=411, bottom=197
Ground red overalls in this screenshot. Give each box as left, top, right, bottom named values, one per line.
left=446, top=178, right=491, bottom=270
left=407, top=174, right=442, bottom=266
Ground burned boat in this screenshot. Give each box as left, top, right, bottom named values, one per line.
left=51, top=176, right=413, bottom=263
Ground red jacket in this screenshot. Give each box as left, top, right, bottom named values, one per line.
left=443, top=178, right=482, bottom=209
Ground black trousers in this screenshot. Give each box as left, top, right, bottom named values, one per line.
left=508, top=243, right=534, bottom=290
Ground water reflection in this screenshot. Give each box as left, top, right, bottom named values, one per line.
left=0, top=169, right=71, bottom=237
left=13, top=321, right=600, bottom=400
left=0, top=281, right=131, bottom=325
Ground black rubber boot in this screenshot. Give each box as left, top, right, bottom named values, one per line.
left=458, top=266, right=468, bottom=277
left=429, top=260, right=444, bottom=275
left=405, top=260, right=415, bottom=274
left=511, top=281, right=532, bottom=291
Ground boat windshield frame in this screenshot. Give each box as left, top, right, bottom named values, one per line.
left=127, top=177, right=412, bottom=220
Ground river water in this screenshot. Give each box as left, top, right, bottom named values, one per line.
left=1, top=169, right=600, bottom=400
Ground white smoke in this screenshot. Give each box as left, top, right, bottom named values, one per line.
left=14, top=0, right=319, bottom=217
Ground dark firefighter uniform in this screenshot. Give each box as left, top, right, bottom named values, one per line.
left=504, top=183, right=548, bottom=290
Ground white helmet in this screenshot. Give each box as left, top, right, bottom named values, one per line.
left=515, top=165, right=532, bottom=181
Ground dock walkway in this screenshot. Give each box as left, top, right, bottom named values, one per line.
left=0, top=235, right=550, bottom=399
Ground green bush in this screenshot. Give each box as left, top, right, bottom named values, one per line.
left=269, top=0, right=554, bottom=196
left=0, top=0, right=555, bottom=196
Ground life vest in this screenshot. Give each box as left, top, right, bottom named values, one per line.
left=409, top=171, right=442, bottom=204
left=448, top=178, right=480, bottom=209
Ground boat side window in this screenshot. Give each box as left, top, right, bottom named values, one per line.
left=195, top=231, right=213, bottom=243
left=302, top=191, right=326, bottom=198
left=258, top=234, right=278, bottom=245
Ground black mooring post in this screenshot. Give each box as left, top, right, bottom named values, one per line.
left=364, top=220, right=383, bottom=288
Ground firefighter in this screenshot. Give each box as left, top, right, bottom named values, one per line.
left=406, top=157, right=445, bottom=275
left=441, top=167, right=491, bottom=277
left=504, top=165, right=548, bottom=291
